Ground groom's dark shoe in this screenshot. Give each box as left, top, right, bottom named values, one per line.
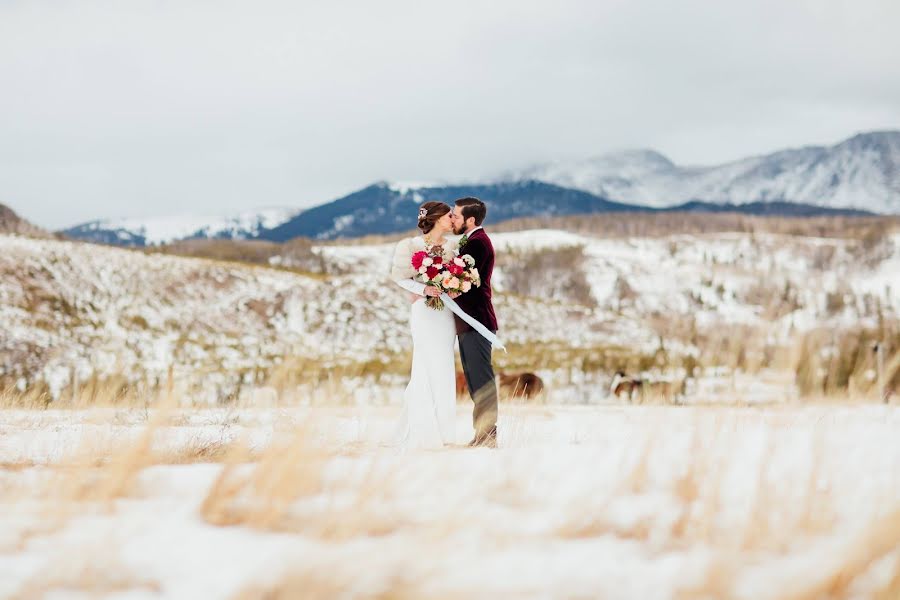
left=468, top=425, right=498, bottom=448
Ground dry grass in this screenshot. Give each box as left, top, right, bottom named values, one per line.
left=550, top=416, right=898, bottom=599
left=793, top=326, right=900, bottom=398
left=231, top=567, right=441, bottom=600
left=776, top=509, right=900, bottom=600
left=4, top=303, right=898, bottom=410
left=0, top=440, right=246, bottom=478
left=199, top=426, right=416, bottom=541
left=498, top=244, right=595, bottom=307
left=145, top=237, right=330, bottom=278
left=200, top=428, right=327, bottom=531
left=7, top=552, right=160, bottom=600
left=151, top=438, right=247, bottom=465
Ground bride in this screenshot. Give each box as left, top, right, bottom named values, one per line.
left=389, top=201, right=461, bottom=449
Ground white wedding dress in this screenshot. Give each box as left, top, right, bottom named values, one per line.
left=390, top=235, right=460, bottom=449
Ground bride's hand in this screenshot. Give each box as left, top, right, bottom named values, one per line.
left=424, top=286, right=441, bottom=298
left=448, top=291, right=460, bottom=299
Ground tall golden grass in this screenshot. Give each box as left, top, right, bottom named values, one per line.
left=3, top=322, right=898, bottom=410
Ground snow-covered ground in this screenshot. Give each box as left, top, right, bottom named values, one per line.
left=1, top=404, right=898, bottom=599
left=2, top=226, right=898, bottom=597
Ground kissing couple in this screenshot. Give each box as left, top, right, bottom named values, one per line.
left=390, top=197, right=501, bottom=450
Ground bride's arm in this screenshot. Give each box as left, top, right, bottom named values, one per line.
left=396, top=278, right=426, bottom=297
left=390, top=240, right=427, bottom=299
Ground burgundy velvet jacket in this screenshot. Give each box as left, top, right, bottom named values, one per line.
left=453, top=228, right=499, bottom=334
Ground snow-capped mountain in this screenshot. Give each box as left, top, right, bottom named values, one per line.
left=502, top=131, right=900, bottom=214
left=58, top=180, right=646, bottom=246
left=61, top=207, right=299, bottom=246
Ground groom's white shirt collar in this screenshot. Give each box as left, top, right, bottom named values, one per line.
left=466, top=226, right=483, bottom=236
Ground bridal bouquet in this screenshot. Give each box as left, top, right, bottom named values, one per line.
left=411, top=249, right=480, bottom=310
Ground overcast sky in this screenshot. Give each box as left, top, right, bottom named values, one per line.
left=2, top=0, right=899, bottom=229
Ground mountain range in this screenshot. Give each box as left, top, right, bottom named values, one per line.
left=56, top=130, right=897, bottom=246
left=503, top=131, right=900, bottom=214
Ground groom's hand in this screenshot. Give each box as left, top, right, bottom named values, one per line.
left=424, top=286, right=441, bottom=297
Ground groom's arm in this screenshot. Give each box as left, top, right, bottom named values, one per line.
left=458, top=238, right=487, bottom=296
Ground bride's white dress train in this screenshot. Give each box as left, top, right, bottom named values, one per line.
left=390, top=236, right=459, bottom=449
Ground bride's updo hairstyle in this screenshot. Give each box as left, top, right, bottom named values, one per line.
left=417, top=201, right=451, bottom=234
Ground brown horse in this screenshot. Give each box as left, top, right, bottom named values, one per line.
left=455, top=371, right=545, bottom=400
left=611, top=370, right=686, bottom=404
left=610, top=370, right=642, bottom=401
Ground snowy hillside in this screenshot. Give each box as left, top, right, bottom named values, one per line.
left=504, top=131, right=900, bottom=214
left=3, top=225, right=897, bottom=400
left=306, top=229, right=900, bottom=330
left=61, top=207, right=299, bottom=246
left=0, top=203, right=51, bottom=238
left=1, top=233, right=649, bottom=400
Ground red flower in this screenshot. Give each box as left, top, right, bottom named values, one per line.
left=432, top=255, right=443, bottom=265
left=411, top=251, right=428, bottom=270
left=426, top=266, right=440, bottom=279
left=448, top=263, right=463, bottom=276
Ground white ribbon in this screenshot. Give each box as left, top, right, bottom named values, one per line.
left=439, top=292, right=506, bottom=352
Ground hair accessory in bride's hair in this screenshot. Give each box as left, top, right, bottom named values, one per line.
left=418, top=207, right=428, bottom=219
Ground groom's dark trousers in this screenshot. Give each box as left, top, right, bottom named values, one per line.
left=458, top=330, right=498, bottom=436
left=453, top=227, right=499, bottom=438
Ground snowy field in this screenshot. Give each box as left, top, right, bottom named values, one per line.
left=2, top=402, right=899, bottom=599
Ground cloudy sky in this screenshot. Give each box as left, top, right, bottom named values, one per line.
left=2, top=0, right=899, bottom=229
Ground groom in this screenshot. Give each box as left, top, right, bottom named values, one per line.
left=451, top=197, right=499, bottom=448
